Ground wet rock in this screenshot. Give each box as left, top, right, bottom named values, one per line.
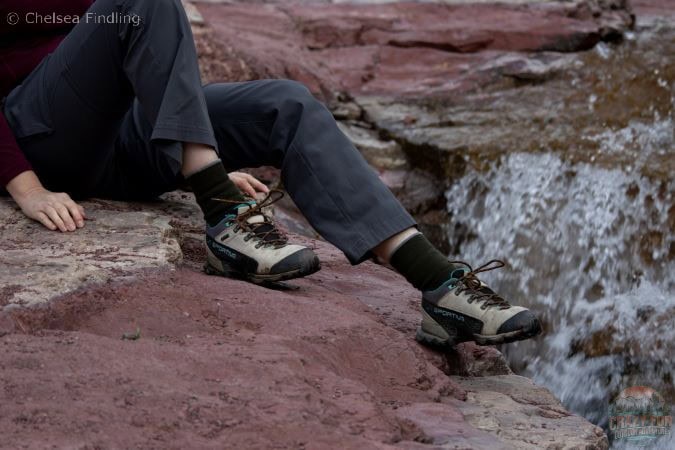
left=572, top=325, right=625, bottom=357
left=479, top=52, right=577, bottom=82
left=636, top=304, right=656, bottom=322
left=570, top=303, right=675, bottom=365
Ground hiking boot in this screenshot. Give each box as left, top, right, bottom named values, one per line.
left=204, top=190, right=321, bottom=284
left=416, top=260, right=541, bottom=347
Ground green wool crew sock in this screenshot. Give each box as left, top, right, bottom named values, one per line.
left=390, top=233, right=457, bottom=292
left=186, top=160, right=247, bottom=227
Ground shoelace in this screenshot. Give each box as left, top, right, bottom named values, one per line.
left=447, top=259, right=512, bottom=310
left=212, top=189, right=289, bottom=249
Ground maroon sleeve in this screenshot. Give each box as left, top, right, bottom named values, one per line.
left=0, top=0, right=94, bottom=34
left=0, top=110, right=32, bottom=187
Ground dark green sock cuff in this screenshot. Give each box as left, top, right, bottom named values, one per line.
left=390, top=234, right=427, bottom=267
left=186, top=160, right=245, bottom=226
left=390, top=234, right=455, bottom=291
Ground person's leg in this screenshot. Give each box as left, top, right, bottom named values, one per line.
left=197, top=79, right=541, bottom=345
left=111, top=95, right=321, bottom=283
left=201, top=80, right=422, bottom=264
left=182, top=144, right=219, bottom=177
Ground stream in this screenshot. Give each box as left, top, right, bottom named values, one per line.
left=444, top=11, right=674, bottom=445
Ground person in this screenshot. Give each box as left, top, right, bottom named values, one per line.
left=0, top=0, right=541, bottom=346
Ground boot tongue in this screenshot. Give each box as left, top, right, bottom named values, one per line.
left=235, top=202, right=265, bottom=225
left=235, top=202, right=284, bottom=244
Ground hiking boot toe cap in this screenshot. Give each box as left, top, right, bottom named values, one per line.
left=496, top=310, right=541, bottom=336
left=270, top=248, right=320, bottom=275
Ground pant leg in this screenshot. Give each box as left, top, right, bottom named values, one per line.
left=203, top=80, right=417, bottom=264
left=2, top=0, right=215, bottom=197
left=112, top=79, right=416, bottom=261
left=97, top=98, right=186, bottom=200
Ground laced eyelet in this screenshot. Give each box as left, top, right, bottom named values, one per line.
left=214, top=190, right=291, bottom=249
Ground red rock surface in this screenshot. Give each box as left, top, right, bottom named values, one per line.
left=0, top=233, right=607, bottom=448
left=194, top=0, right=633, bottom=98
left=0, top=236, right=478, bottom=449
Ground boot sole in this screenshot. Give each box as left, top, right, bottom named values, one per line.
left=203, top=255, right=321, bottom=285
left=415, top=327, right=471, bottom=349
left=416, top=322, right=540, bottom=347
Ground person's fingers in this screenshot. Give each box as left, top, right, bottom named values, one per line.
left=230, top=172, right=267, bottom=197
left=36, top=211, right=57, bottom=231
left=229, top=174, right=243, bottom=189
left=44, top=206, right=68, bottom=232
left=78, top=204, right=86, bottom=219
left=54, top=204, right=76, bottom=231
left=240, top=181, right=257, bottom=198
left=246, top=175, right=269, bottom=193
left=65, top=201, right=85, bottom=228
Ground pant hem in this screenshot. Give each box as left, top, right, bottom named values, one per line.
left=151, top=126, right=218, bottom=151
left=346, top=216, right=418, bottom=265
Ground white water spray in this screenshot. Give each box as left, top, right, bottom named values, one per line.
left=445, top=148, right=674, bottom=433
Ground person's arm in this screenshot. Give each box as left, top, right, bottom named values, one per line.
left=0, top=112, right=32, bottom=187
left=2, top=112, right=85, bottom=232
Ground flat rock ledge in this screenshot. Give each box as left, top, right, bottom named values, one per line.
left=0, top=194, right=606, bottom=449
left=0, top=195, right=191, bottom=309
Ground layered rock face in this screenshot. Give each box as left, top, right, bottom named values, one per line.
left=193, top=0, right=633, bottom=98
left=0, top=196, right=607, bottom=448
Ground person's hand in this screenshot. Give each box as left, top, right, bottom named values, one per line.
left=228, top=171, right=270, bottom=198
left=15, top=187, right=86, bottom=232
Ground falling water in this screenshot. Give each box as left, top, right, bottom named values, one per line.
left=445, top=124, right=674, bottom=440
left=442, top=12, right=674, bottom=441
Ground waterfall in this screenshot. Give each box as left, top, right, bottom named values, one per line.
left=445, top=118, right=674, bottom=436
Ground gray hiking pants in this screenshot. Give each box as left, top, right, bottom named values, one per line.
left=2, top=0, right=415, bottom=264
